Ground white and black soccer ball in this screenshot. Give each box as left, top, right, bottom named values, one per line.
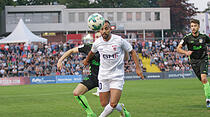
left=88, top=13, right=105, bottom=31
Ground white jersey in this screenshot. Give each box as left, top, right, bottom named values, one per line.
left=91, top=34, right=133, bottom=80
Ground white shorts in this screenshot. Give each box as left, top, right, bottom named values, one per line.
left=98, top=79, right=124, bottom=92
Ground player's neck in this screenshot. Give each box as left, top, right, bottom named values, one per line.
left=192, top=32, right=199, bottom=37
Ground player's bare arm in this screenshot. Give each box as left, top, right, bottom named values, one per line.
left=57, top=47, right=79, bottom=70
left=130, top=49, right=144, bottom=79
left=124, top=50, right=129, bottom=61
left=177, top=44, right=193, bottom=56
left=83, top=51, right=95, bottom=66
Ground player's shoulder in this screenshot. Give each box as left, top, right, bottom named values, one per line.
left=93, top=36, right=103, bottom=46
left=77, top=44, right=91, bottom=53
left=78, top=44, right=85, bottom=49
left=185, top=33, right=192, bottom=37
left=112, top=34, right=123, bottom=39
left=182, top=33, right=192, bottom=39
left=199, top=32, right=208, bottom=37
left=78, top=44, right=91, bottom=48
left=111, top=34, right=124, bottom=43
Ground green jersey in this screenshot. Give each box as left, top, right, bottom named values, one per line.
left=180, top=33, right=210, bottom=59
left=78, top=44, right=100, bottom=77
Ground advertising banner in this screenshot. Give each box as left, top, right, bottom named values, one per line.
left=165, top=71, right=196, bottom=79
left=56, top=75, right=82, bottom=83
left=124, top=72, right=163, bottom=80
left=124, top=73, right=142, bottom=80
left=124, top=71, right=198, bottom=80
left=0, top=77, right=30, bottom=86
left=30, top=76, right=56, bottom=84
left=144, top=72, right=163, bottom=79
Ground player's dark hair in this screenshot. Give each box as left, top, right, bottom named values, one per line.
left=190, top=19, right=200, bottom=25
left=105, top=20, right=110, bottom=25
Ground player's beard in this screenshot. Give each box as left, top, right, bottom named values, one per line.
left=102, top=33, right=111, bottom=41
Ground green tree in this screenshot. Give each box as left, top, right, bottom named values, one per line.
left=0, top=0, right=15, bottom=12
left=16, top=0, right=29, bottom=5
left=148, top=0, right=159, bottom=7
left=57, top=0, right=154, bottom=8
left=0, top=0, right=15, bottom=34
left=89, top=0, right=152, bottom=8
left=157, top=0, right=197, bottom=32
left=58, top=0, right=90, bottom=8
left=28, top=0, right=57, bottom=5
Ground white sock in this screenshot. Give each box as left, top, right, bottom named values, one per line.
left=96, top=87, right=99, bottom=94
left=115, top=103, right=122, bottom=112
left=99, top=103, right=114, bottom=117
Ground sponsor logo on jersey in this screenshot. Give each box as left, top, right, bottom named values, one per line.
left=103, top=53, right=119, bottom=59
left=193, top=45, right=202, bottom=50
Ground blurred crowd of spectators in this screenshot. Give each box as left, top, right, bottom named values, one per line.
left=0, top=42, right=80, bottom=78
left=0, top=41, right=145, bottom=78
left=0, top=31, right=209, bottom=78
left=132, top=39, right=193, bottom=72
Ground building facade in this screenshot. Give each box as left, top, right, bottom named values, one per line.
left=0, top=5, right=170, bottom=42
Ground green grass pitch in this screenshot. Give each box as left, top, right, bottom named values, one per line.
left=1, top=78, right=210, bottom=117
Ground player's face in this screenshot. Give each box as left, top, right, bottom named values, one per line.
left=190, top=22, right=199, bottom=34
left=100, top=22, right=111, bottom=41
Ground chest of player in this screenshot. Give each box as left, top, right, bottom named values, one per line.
left=98, top=44, right=121, bottom=54
left=186, top=36, right=206, bottom=50
left=98, top=44, right=122, bottom=60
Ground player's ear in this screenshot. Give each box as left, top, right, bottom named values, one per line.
left=110, top=25, right=113, bottom=31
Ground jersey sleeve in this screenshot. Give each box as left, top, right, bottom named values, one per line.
left=78, top=44, right=91, bottom=55
left=121, top=38, right=133, bottom=52
left=205, top=34, right=210, bottom=43
left=179, top=36, right=187, bottom=46
left=91, top=42, right=98, bottom=53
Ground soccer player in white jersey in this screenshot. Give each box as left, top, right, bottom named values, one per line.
left=83, top=20, right=144, bottom=117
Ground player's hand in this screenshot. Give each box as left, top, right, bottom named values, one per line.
left=57, top=61, right=63, bottom=70
left=83, top=59, right=89, bottom=66
left=136, top=67, right=144, bottom=79
left=185, top=51, right=193, bottom=56
left=141, top=75, right=145, bottom=80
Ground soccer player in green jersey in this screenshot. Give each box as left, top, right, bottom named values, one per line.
left=177, top=19, right=210, bottom=108
left=57, top=42, right=99, bottom=117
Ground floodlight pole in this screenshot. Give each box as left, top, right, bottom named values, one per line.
left=162, top=29, right=164, bottom=40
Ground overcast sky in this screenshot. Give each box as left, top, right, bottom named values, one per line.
left=188, top=0, right=209, bottom=11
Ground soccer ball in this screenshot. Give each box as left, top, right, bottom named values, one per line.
left=88, top=13, right=105, bottom=31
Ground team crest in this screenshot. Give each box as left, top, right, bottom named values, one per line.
left=112, top=45, right=118, bottom=51
left=199, top=39, right=203, bottom=43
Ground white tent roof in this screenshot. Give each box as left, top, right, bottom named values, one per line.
left=0, top=19, right=47, bottom=44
